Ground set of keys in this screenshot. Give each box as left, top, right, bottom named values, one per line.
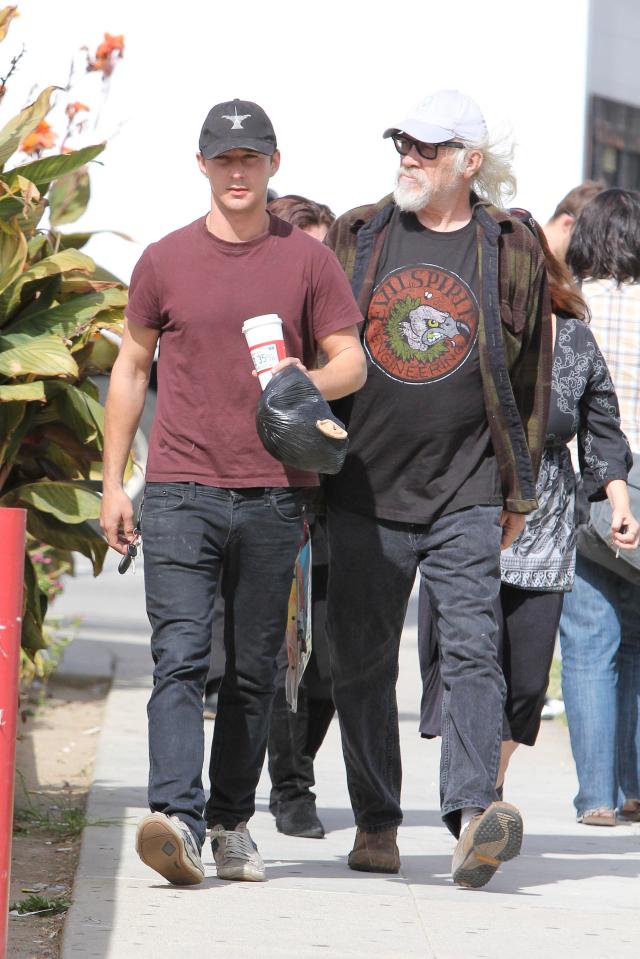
left=118, top=528, right=141, bottom=575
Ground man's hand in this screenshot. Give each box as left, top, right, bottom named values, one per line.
left=499, top=510, right=525, bottom=550
left=100, top=487, right=136, bottom=555
left=260, top=356, right=308, bottom=378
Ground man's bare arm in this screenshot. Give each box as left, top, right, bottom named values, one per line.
left=270, top=326, right=367, bottom=401
left=100, top=317, right=159, bottom=554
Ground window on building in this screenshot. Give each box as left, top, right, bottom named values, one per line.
left=588, top=95, right=640, bottom=190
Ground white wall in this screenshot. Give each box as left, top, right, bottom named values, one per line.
left=4, top=0, right=589, bottom=282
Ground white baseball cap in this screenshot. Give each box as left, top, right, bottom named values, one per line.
left=383, top=89, right=487, bottom=144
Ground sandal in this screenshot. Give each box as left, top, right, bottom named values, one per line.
left=577, top=807, right=616, bottom=826
left=619, top=799, right=640, bottom=822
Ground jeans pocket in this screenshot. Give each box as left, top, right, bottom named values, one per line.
left=144, top=485, right=187, bottom=513
left=270, top=488, right=305, bottom=522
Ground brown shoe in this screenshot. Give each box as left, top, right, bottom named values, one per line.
left=452, top=802, right=523, bottom=889
left=619, top=799, right=640, bottom=822
left=347, top=826, right=400, bottom=874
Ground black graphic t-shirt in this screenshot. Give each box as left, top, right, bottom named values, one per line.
left=328, top=210, right=501, bottom=523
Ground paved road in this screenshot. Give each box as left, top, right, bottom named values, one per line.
left=53, top=555, right=640, bottom=959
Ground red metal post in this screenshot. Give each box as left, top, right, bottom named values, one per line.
left=0, top=508, right=26, bottom=959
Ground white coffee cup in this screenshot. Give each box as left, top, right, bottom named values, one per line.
left=242, top=314, right=286, bottom=389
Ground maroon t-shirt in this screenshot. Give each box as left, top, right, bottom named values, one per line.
left=127, top=213, right=361, bottom=487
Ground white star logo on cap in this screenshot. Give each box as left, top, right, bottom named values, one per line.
left=222, top=106, right=251, bottom=130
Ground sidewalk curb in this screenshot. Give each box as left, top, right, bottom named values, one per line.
left=54, top=636, right=116, bottom=687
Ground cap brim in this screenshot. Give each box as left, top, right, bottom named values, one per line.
left=383, top=120, right=454, bottom=143
left=202, top=138, right=276, bottom=159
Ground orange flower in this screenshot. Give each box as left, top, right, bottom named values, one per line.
left=86, top=32, right=125, bottom=78
left=95, top=33, right=124, bottom=59
left=65, top=101, right=90, bottom=120
left=20, top=121, right=58, bottom=156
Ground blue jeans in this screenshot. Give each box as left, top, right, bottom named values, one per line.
left=326, top=504, right=505, bottom=838
left=141, top=482, right=304, bottom=847
left=560, top=553, right=640, bottom=815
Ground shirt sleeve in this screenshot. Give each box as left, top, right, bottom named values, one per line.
left=125, top=246, right=163, bottom=330
left=509, top=253, right=553, bottom=492
left=309, top=247, right=363, bottom=342
left=577, top=326, right=633, bottom=501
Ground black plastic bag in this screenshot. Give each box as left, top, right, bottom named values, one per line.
left=256, top=365, right=349, bottom=474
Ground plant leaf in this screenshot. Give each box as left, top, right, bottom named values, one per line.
left=0, top=248, right=95, bottom=320
left=59, top=277, right=123, bottom=296
left=0, top=399, right=26, bottom=470
left=16, top=197, right=48, bottom=235
left=0, top=332, right=79, bottom=377
left=0, top=216, right=27, bottom=293
left=24, top=508, right=107, bottom=575
left=55, top=383, right=104, bottom=449
left=21, top=609, right=48, bottom=652
left=4, top=143, right=105, bottom=189
left=22, top=552, right=45, bottom=627
left=27, top=234, right=48, bottom=259
left=48, top=167, right=90, bottom=227
left=0, top=194, right=25, bottom=220
left=10, top=288, right=128, bottom=338
left=5, top=480, right=102, bottom=523
left=79, top=377, right=99, bottom=402
left=0, top=6, right=20, bottom=42
left=7, top=274, right=61, bottom=326
left=0, top=87, right=58, bottom=169
left=0, top=382, right=46, bottom=402
left=55, top=228, right=133, bottom=251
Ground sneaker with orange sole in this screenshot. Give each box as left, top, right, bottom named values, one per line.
left=452, top=801, right=523, bottom=889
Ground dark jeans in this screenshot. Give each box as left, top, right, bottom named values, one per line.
left=419, top=583, right=564, bottom=746
left=267, top=686, right=335, bottom=810
left=142, top=482, right=304, bottom=847
left=326, top=504, right=505, bottom=838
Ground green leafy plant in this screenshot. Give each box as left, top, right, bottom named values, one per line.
left=13, top=804, right=87, bottom=836
left=10, top=893, right=72, bottom=915
left=0, top=11, right=128, bottom=679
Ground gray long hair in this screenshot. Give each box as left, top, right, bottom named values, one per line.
left=453, top=133, right=517, bottom=209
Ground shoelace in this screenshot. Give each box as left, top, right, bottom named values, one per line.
left=219, top=829, right=256, bottom=862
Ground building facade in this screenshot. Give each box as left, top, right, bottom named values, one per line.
left=587, top=0, right=640, bottom=188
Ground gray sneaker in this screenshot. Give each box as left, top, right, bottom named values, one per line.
left=136, top=812, right=205, bottom=885
left=211, top=822, right=266, bottom=881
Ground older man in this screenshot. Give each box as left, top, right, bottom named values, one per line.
left=325, top=90, right=552, bottom=888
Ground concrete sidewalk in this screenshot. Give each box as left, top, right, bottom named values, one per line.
left=53, top=555, right=640, bottom=959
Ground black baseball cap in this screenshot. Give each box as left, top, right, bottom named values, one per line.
left=199, top=99, right=277, bottom=159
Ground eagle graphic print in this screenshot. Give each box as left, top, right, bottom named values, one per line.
left=365, top=263, right=479, bottom=384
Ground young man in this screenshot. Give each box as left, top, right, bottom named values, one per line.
left=542, top=180, right=604, bottom=263
left=100, top=99, right=366, bottom=885
left=324, top=90, right=552, bottom=889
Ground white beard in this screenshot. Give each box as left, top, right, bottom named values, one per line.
left=393, top=168, right=433, bottom=212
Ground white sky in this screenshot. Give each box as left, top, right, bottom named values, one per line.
left=4, top=0, right=589, bottom=282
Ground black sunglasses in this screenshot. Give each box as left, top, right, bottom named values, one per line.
left=391, top=134, right=465, bottom=161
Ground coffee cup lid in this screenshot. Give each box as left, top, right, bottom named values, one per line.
left=241, top=314, right=282, bottom=334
